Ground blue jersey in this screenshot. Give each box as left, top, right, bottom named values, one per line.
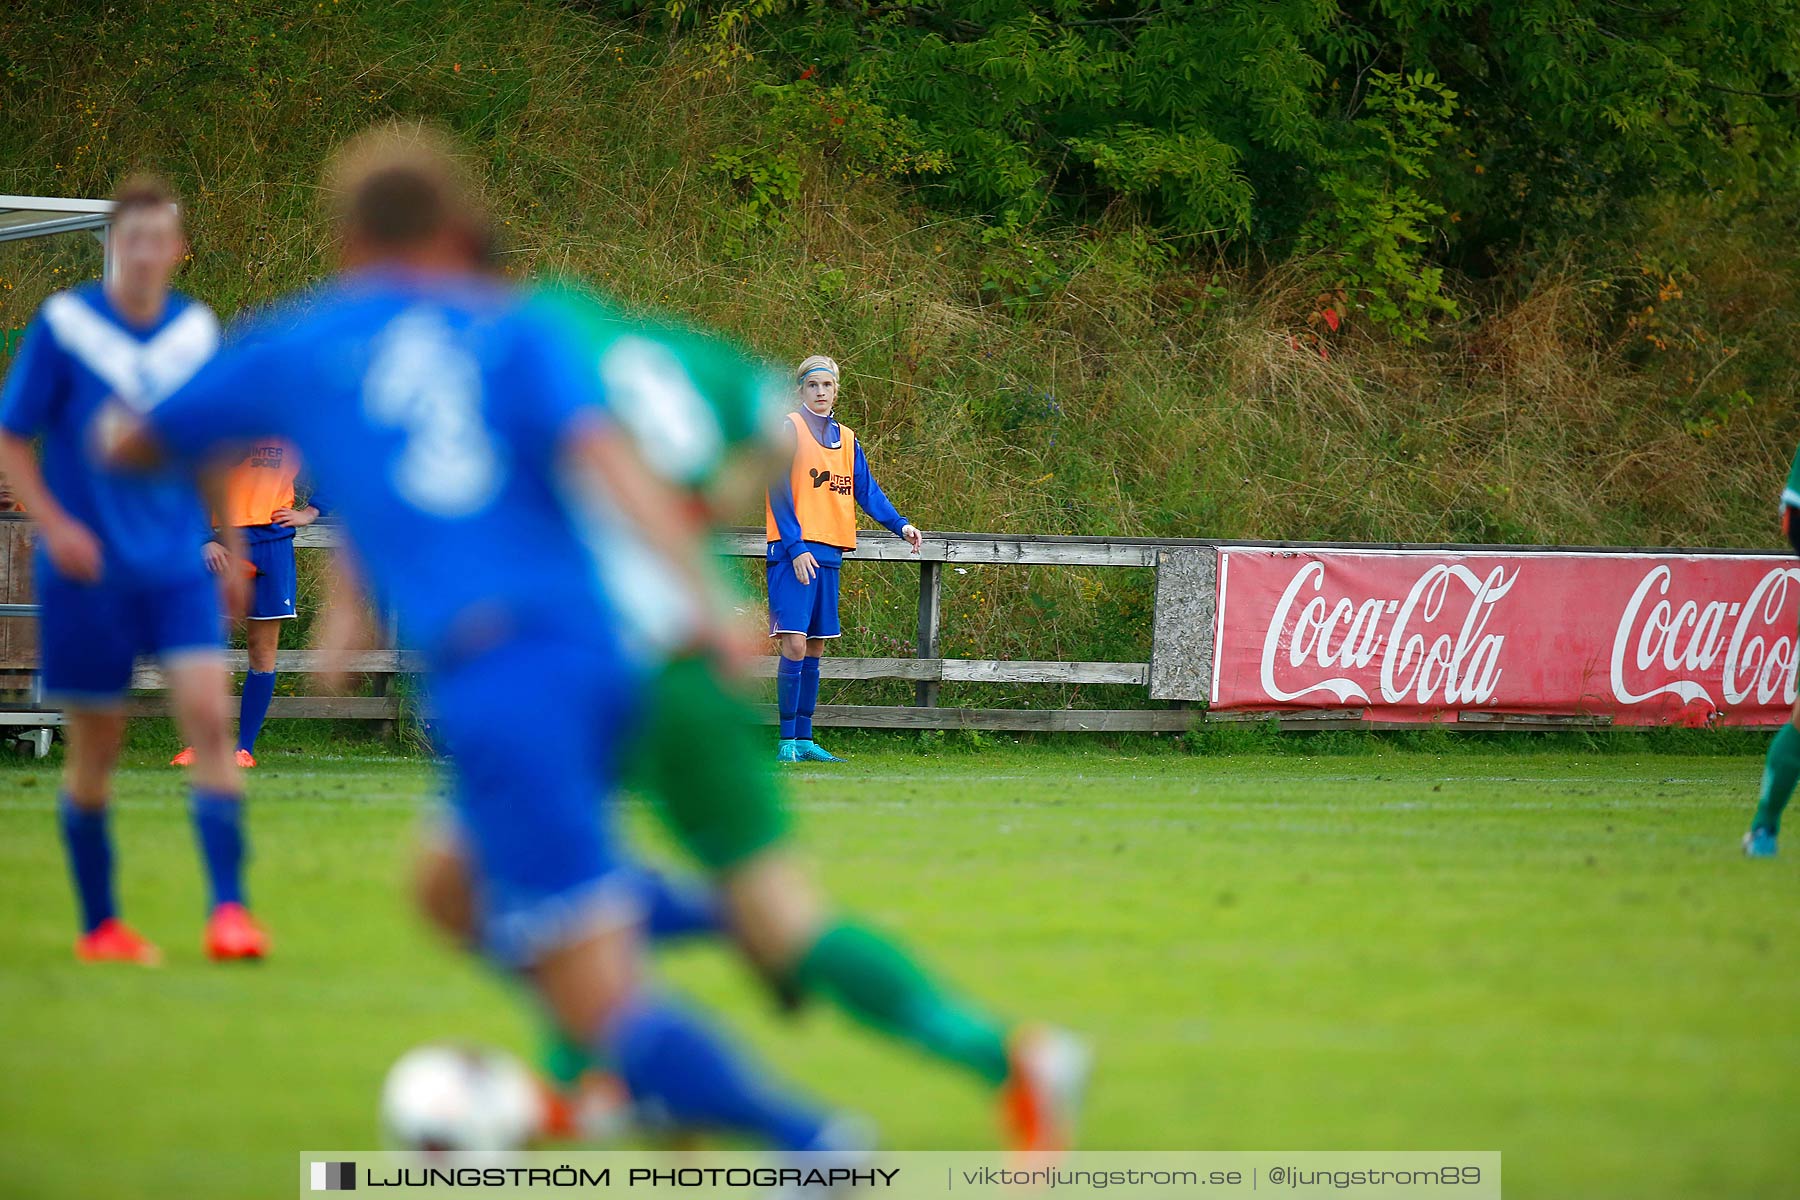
left=146, top=270, right=619, bottom=667
left=0, top=282, right=218, bottom=586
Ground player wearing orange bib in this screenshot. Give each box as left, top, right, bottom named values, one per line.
left=765, top=355, right=921, bottom=762
left=172, top=440, right=322, bottom=768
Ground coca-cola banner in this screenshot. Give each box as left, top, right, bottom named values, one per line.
left=1149, top=547, right=1800, bottom=725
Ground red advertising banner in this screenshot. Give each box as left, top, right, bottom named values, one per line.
left=1209, top=548, right=1800, bottom=725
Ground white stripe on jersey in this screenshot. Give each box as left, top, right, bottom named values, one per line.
left=41, top=291, right=219, bottom=412
left=555, top=457, right=706, bottom=663
left=599, top=336, right=724, bottom=488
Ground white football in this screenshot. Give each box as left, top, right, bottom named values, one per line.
left=380, top=1043, right=545, bottom=1153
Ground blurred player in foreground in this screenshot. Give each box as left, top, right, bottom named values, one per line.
left=766, top=355, right=922, bottom=762
left=171, top=440, right=325, bottom=768
left=0, top=175, right=265, bottom=963
left=414, top=285, right=1090, bottom=1152
left=104, top=125, right=860, bottom=1153
left=1743, top=444, right=1800, bottom=857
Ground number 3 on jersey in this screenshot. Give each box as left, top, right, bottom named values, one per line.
left=363, top=309, right=503, bottom=518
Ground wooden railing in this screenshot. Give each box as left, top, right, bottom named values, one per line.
left=16, top=519, right=1774, bottom=734
left=710, top=527, right=1169, bottom=724
left=1, top=518, right=1190, bottom=733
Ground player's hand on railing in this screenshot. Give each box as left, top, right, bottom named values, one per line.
left=43, top=517, right=104, bottom=582
left=901, top=524, right=923, bottom=553
left=202, top=540, right=231, bottom=574
left=792, top=550, right=820, bottom=585
left=272, top=506, right=316, bottom=529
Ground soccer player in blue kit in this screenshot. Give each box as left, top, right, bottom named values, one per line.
left=0, top=175, right=266, bottom=964
left=103, top=126, right=860, bottom=1153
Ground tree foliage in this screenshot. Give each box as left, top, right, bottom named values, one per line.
left=624, top=0, right=1800, bottom=335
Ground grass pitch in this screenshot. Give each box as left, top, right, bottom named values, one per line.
left=1, top=740, right=1796, bottom=1199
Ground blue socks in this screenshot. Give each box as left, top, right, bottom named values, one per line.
left=777, top=656, right=803, bottom=740
left=190, top=788, right=247, bottom=909
left=777, top=656, right=824, bottom=743
left=796, top=657, right=821, bottom=742
left=601, top=999, right=829, bottom=1150
left=58, top=794, right=116, bottom=933
left=64, top=789, right=249, bottom=929
left=237, top=669, right=276, bottom=755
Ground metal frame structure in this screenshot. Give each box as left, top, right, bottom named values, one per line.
left=0, top=195, right=116, bottom=278
left=0, top=198, right=116, bottom=754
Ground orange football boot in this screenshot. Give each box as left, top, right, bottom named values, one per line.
left=999, top=1025, right=1092, bottom=1155
left=539, top=1071, right=632, bottom=1144
left=170, top=747, right=196, bottom=767
left=538, top=1083, right=577, bottom=1142
left=235, top=749, right=257, bottom=768
left=205, top=902, right=269, bottom=961
left=75, top=918, right=162, bottom=965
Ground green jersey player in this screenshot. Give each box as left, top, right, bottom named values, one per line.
left=1744, top=444, right=1800, bottom=857
left=415, top=282, right=1091, bottom=1152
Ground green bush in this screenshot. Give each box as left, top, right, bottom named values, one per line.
left=631, top=0, right=1800, bottom=337
left=1303, top=71, right=1460, bottom=341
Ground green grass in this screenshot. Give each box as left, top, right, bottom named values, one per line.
left=2, top=743, right=1797, bottom=1199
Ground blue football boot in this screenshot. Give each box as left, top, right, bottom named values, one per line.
left=1744, top=828, right=1779, bottom=858
left=797, top=739, right=844, bottom=763
left=776, top=738, right=804, bottom=764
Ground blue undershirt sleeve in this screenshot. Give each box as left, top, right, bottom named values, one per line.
left=767, top=422, right=804, bottom=559
left=294, top=458, right=329, bottom=518
left=768, top=475, right=804, bottom=560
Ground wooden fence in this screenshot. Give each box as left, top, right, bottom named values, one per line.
left=5, top=515, right=1786, bottom=734
left=1, top=517, right=1200, bottom=733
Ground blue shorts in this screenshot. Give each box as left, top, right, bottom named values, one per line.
left=38, top=569, right=222, bottom=703
left=766, top=560, right=841, bottom=639
left=244, top=534, right=297, bottom=621
left=426, top=634, right=644, bottom=968
left=430, top=811, right=721, bottom=946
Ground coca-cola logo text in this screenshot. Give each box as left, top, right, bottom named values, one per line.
left=1259, top=560, right=1516, bottom=707
left=1610, top=564, right=1800, bottom=710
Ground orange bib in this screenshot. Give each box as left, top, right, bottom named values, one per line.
left=765, top=412, right=857, bottom=550
left=216, top=440, right=300, bottom=528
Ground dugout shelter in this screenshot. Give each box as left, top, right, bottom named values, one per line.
left=0, top=194, right=119, bottom=755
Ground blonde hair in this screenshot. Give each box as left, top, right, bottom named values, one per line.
left=797, top=354, right=840, bottom=384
